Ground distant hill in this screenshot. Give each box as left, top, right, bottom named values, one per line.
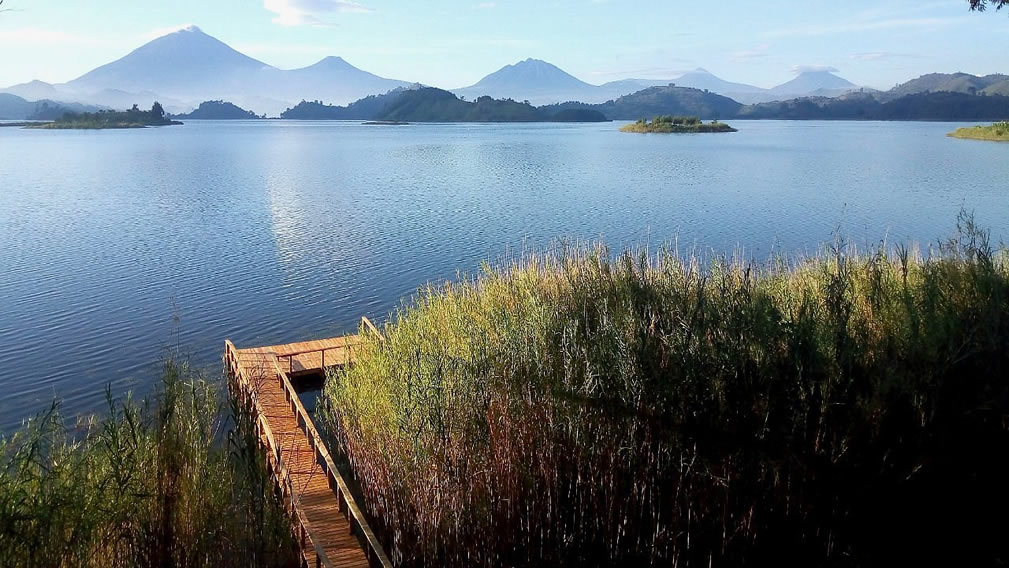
left=540, top=85, right=743, bottom=120
left=376, top=88, right=608, bottom=122
left=280, top=86, right=417, bottom=120
left=886, top=72, right=1009, bottom=99
left=984, top=79, right=1009, bottom=96
left=738, top=91, right=1009, bottom=121
left=171, top=100, right=261, bottom=119
left=0, top=80, right=64, bottom=102
left=0, top=93, right=103, bottom=120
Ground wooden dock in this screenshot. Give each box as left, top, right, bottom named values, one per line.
left=225, top=317, right=391, bottom=568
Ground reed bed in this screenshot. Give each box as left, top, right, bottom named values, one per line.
left=321, top=216, right=1009, bottom=567
left=0, top=359, right=296, bottom=568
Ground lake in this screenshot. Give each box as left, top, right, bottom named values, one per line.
left=1, top=119, right=1007, bottom=431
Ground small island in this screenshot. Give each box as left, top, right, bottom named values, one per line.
left=170, top=100, right=262, bottom=120
left=27, top=103, right=182, bottom=129
left=621, top=115, right=737, bottom=133
left=948, top=121, right=1009, bottom=142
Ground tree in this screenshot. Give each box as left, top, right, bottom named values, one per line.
left=151, top=101, right=165, bottom=118
left=969, top=0, right=1009, bottom=10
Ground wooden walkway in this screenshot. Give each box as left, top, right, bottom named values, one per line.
left=225, top=318, right=390, bottom=568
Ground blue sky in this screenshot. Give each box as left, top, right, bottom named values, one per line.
left=1, top=0, right=1006, bottom=89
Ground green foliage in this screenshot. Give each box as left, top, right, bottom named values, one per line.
left=969, top=0, right=1009, bottom=11
left=320, top=217, right=1009, bottom=566
left=621, top=116, right=735, bottom=133
left=0, top=359, right=296, bottom=567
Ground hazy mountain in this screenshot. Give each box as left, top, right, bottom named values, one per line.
left=770, top=71, right=857, bottom=96
left=674, top=68, right=764, bottom=94
left=66, top=25, right=270, bottom=97
left=540, top=85, right=742, bottom=120
left=454, top=59, right=601, bottom=105
left=7, top=26, right=409, bottom=116
left=269, top=56, right=409, bottom=106
left=0, top=80, right=63, bottom=102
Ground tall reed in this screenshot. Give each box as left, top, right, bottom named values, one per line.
left=0, top=358, right=296, bottom=568
left=320, top=216, right=1009, bottom=566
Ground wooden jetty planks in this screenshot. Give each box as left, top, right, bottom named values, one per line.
left=227, top=335, right=390, bottom=568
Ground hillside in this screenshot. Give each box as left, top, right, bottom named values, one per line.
left=738, top=91, right=1009, bottom=121
left=171, top=100, right=261, bottom=119
left=887, top=72, right=1009, bottom=99
left=540, top=85, right=743, bottom=120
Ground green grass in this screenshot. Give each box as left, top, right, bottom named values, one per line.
left=621, top=115, right=736, bottom=133
left=948, top=121, right=1009, bottom=141
left=0, top=359, right=296, bottom=567
left=320, top=213, right=1009, bottom=567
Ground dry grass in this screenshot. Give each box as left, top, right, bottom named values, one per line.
left=320, top=214, right=1009, bottom=566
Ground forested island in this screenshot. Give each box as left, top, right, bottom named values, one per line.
left=621, top=116, right=737, bottom=133
left=171, top=100, right=262, bottom=119
left=27, top=102, right=181, bottom=129
left=948, top=121, right=1009, bottom=141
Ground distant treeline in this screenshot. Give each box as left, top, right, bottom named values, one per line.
left=281, top=87, right=608, bottom=122
left=275, top=85, right=1009, bottom=124
left=738, top=91, right=1009, bottom=121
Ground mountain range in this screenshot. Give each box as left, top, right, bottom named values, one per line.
left=2, top=26, right=865, bottom=117
left=2, top=26, right=1004, bottom=118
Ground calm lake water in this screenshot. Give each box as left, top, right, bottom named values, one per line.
left=1, top=120, right=1007, bottom=431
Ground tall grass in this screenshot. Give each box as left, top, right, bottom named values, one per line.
left=320, top=216, right=1009, bottom=566
left=0, top=358, right=296, bottom=567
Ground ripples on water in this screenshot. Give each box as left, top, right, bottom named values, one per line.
left=1, top=120, right=1006, bottom=431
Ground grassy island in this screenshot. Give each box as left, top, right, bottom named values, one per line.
left=948, top=121, right=1009, bottom=141
left=319, top=215, right=1008, bottom=567
left=621, top=115, right=736, bottom=133
left=27, top=102, right=182, bottom=129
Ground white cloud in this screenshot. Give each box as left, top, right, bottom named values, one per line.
left=473, top=2, right=496, bottom=9
left=790, top=64, right=839, bottom=73
left=731, top=44, right=771, bottom=63
left=850, top=51, right=920, bottom=61
left=264, top=0, right=373, bottom=27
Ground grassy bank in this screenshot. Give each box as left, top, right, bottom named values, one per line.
left=621, top=115, right=736, bottom=133
left=320, top=217, right=1009, bottom=566
left=948, top=121, right=1009, bottom=141
left=0, top=360, right=296, bottom=567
